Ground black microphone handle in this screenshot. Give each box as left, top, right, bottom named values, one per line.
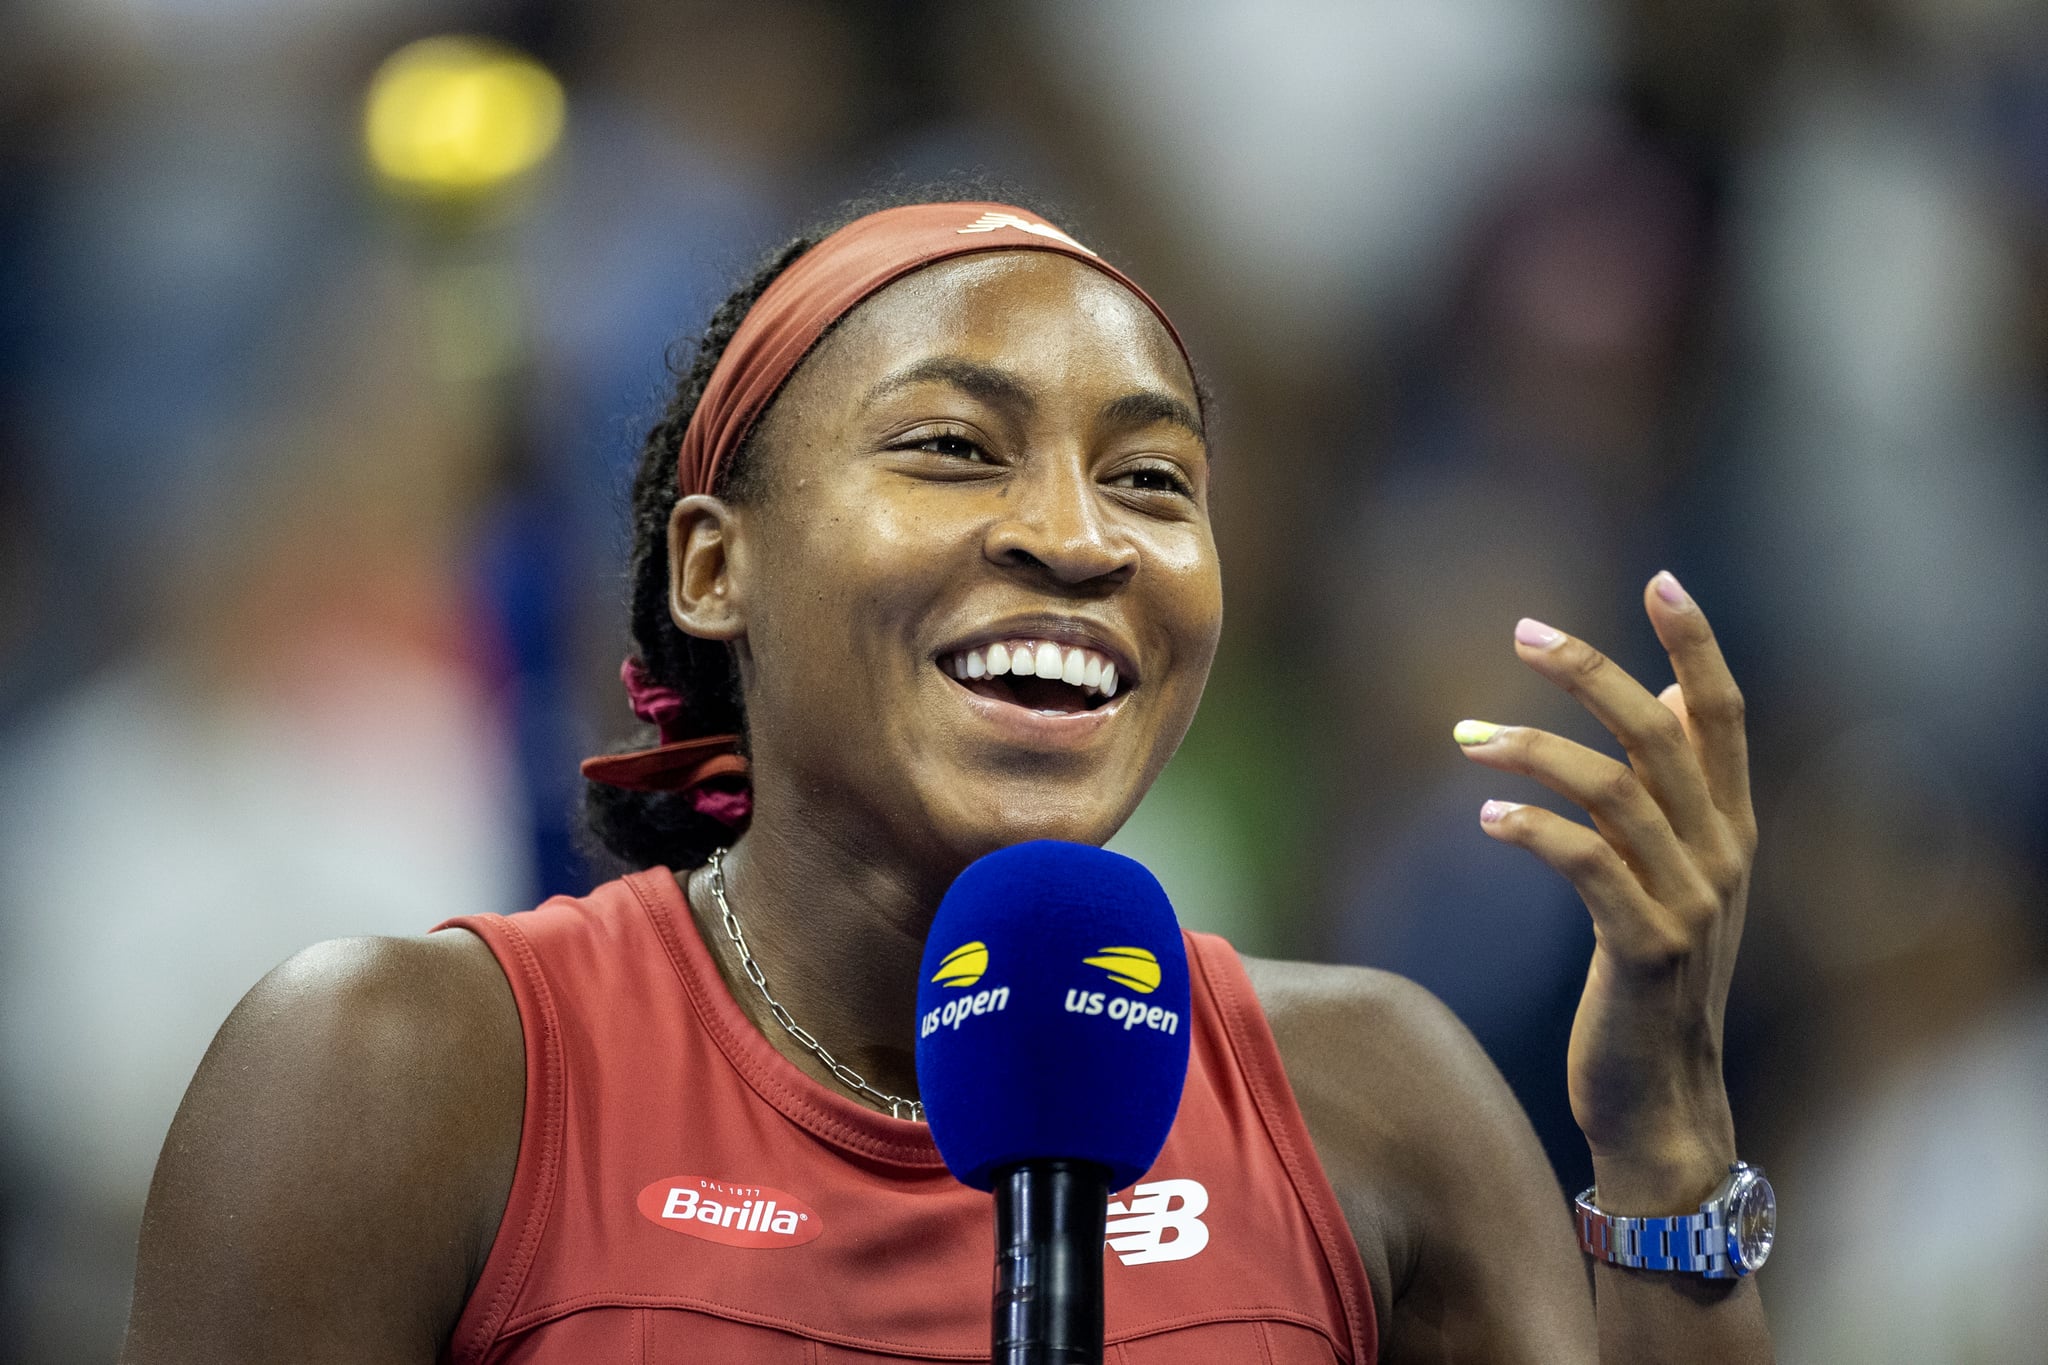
left=992, top=1159, right=1112, bottom=1365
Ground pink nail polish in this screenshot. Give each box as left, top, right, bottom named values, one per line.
left=1480, top=800, right=1519, bottom=824
left=1653, top=571, right=1690, bottom=607
left=1515, top=618, right=1563, bottom=649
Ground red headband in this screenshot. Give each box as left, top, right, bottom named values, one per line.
left=580, top=202, right=1192, bottom=808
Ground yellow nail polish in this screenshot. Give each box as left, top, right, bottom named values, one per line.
left=1454, top=719, right=1505, bottom=746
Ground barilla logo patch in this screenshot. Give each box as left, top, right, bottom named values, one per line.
left=636, top=1176, right=822, bottom=1248
left=955, top=211, right=1099, bottom=257
left=931, top=941, right=989, bottom=987
left=1084, top=945, right=1161, bottom=993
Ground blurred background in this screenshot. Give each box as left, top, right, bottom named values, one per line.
left=3, top=0, right=2045, bottom=1359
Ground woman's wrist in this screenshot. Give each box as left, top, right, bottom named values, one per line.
left=1587, top=1120, right=1738, bottom=1215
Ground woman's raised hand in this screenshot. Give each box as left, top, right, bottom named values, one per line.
left=1452, top=570, right=1757, bottom=1209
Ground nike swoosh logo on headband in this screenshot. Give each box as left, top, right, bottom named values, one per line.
left=956, top=211, right=1098, bottom=257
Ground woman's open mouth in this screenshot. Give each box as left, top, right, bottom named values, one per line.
left=938, top=640, right=1123, bottom=715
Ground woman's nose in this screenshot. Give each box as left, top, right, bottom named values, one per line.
left=982, top=456, right=1138, bottom=588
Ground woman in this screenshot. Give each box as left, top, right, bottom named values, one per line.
left=122, top=200, right=1771, bottom=1362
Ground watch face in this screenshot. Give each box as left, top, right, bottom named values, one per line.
left=1724, top=1169, right=1775, bottom=1273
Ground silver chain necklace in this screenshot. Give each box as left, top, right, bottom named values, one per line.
left=705, top=847, right=925, bottom=1122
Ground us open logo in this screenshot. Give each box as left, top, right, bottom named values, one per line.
left=1064, top=946, right=1180, bottom=1034
left=920, top=940, right=1011, bottom=1038
left=636, top=1176, right=823, bottom=1248
left=1084, top=946, right=1161, bottom=993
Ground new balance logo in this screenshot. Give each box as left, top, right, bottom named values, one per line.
left=1105, top=1178, right=1209, bottom=1265
left=956, top=211, right=1099, bottom=257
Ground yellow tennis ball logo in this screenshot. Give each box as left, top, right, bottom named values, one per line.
left=931, top=941, right=989, bottom=988
left=1084, top=946, right=1161, bottom=994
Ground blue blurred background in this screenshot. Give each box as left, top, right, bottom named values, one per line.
left=2, top=1, right=2044, bottom=1358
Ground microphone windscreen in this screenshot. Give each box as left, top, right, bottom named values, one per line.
left=915, top=841, right=1191, bottom=1192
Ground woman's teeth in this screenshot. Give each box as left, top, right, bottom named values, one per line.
left=944, top=641, right=1120, bottom=697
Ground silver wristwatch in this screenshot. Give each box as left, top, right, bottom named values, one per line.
left=1574, top=1162, right=1775, bottom=1278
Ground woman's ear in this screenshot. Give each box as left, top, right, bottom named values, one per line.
left=667, top=494, right=747, bottom=641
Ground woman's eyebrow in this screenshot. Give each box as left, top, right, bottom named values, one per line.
left=863, top=358, right=1206, bottom=446
left=1099, top=390, right=1205, bottom=444
left=862, top=357, right=1032, bottom=412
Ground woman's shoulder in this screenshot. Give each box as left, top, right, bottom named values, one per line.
left=122, top=929, right=522, bottom=1361
left=216, top=927, right=526, bottom=1230
left=1238, top=953, right=1461, bottom=1040
left=264, top=923, right=516, bottom=1015
left=1236, top=950, right=1541, bottom=1170
left=1233, top=953, right=1559, bottom=1325
left=229, top=928, right=523, bottom=1125
left=1237, top=952, right=1498, bottom=1110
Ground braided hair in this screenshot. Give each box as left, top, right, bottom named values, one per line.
left=578, top=236, right=807, bottom=872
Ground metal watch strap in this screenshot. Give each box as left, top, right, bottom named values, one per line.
left=1575, top=1189, right=1737, bottom=1277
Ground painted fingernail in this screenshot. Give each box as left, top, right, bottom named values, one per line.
left=1480, top=800, right=1522, bottom=824
left=1653, top=570, right=1691, bottom=608
left=1515, top=618, right=1564, bottom=649
left=1453, top=719, right=1505, bottom=746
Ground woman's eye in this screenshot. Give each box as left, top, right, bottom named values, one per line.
left=1114, top=464, right=1195, bottom=497
left=912, top=433, right=989, bottom=462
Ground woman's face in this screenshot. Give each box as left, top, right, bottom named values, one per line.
left=703, top=251, right=1222, bottom=867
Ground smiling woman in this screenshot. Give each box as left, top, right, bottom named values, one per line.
left=583, top=204, right=1218, bottom=877
left=121, top=196, right=1773, bottom=1365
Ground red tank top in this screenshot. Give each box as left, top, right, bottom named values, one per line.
left=438, top=868, right=1377, bottom=1364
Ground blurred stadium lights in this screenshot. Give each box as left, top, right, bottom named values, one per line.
left=362, top=35, right=565, bottom=388
left=363, top=35, right=566, bottom=202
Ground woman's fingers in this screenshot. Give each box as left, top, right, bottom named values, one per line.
left=1642, top=572, right=1753, bottom=830
left=1454, top=721, right=1706, bottom=903
left=1476, top=801, right=1701, bottom=967
left=1509, top=616, right=1720, bottom=847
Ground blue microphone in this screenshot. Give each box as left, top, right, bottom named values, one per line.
left=915, top=841, right=1192, bottom=1365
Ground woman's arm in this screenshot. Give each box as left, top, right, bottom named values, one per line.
left=1254, top=957, right=1770, bottom=1364
left=119, top=929, right=522, bottom=1364
left=1453, top=576, right=1771, bottom=1362
left=1249, top=957, right=1599, bottom=1363
left=1259, top=573, right=1771, bottom=1363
